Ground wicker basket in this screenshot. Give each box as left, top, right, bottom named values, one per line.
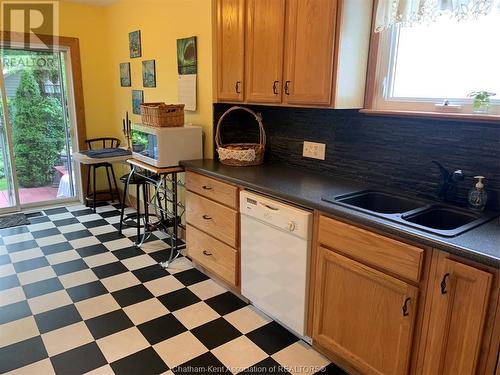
left=216, top=106, right=266, bottom=167
left=140, top=103, right=184, bottom=127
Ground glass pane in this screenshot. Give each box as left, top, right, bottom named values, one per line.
left=0, top=80, right=17, bottom=209
left=390, top=13, right=500, bottom=100
left=1, top=49, right=76, bottom=205
left=132, top=129, right=158, bottom=160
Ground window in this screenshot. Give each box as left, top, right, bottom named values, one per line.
left=370, top=12, right=500, bottom=115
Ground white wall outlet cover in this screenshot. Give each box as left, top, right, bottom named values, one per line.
left=303, top=141, right=326, bottom=160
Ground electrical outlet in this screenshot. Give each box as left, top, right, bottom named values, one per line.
left=303, top=141, right=326, bottom=160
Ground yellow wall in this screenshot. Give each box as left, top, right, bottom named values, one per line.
left=104, top=0, right=214, bottom=157
left=2, top=0, right=214, bottom=196
left=60, top=0, right=215, bottom=152
left=58, top=1, right=115, bottom=141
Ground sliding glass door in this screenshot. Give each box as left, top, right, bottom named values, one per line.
left=0, top=67, right=19, bottom=212
left=0, top=46, right=79, bottom=213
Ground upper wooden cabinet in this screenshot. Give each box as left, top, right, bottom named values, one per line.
left=245, top=0, right=285, bottom=103
left=216, top=0, right=245, bottom=102
left=215, top=0, right=373, bottom=108
left=421, top=253, right=493, bottom=375
left=283, top=0, right=337, bottom=106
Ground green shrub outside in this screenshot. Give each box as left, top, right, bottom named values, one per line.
left=11, top=70, right=64, bottom=188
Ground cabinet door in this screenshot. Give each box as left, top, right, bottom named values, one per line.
left=245, top=0, right=285, bottom=103
left=422, top=255, right=492, bottom=375
left=217, top=0, right=245, bottom=102
left=283, top=0, right=337, bottom=106
left=312, top=246, right=418, bottom=375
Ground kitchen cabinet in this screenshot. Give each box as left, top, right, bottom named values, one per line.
left=215, top=0, right=373, bottom=108
left=421, top=252, right=493, bottom=375
left=185, top=190, right=238, bottom=248
left=245, top=0, right=285, bottom=103
left=185, top=170, right=238, bottom=209
left=186, top=224, right=238, bottom=286
left=185, top=171, right=240, bottom=288
left=216, top=0, right=245, bottom=102
left=312, top=246, right=418, bottom=374
left=282, top=0, right=337, bottom=106
left=312, top=214, right=499, bottom=375
left=317, top=215, right=424, bottom=283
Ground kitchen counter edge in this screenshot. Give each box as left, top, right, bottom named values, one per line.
left=180, top=160, right=500, bottom=268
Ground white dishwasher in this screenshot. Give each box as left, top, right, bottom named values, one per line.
left=240, top=190, right=312, bottom=338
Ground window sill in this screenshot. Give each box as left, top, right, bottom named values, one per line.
left=359, top=109, right=500, bottom=123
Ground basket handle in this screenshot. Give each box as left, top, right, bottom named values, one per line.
left=215, top=106, right=266, bottom=149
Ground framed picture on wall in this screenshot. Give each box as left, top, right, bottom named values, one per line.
left=132, top=90, right=144, bottom=115
left=142, top=60, right=156, bottom=88
left=129, top=30, right=142, bottom=58
left=177, top=36, right=197, bottom=75
left=119, top=62, right=131, bottom=87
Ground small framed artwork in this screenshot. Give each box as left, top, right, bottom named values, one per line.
left=177, top=36, right=197, bottom=75
left=142, top=60, right=156, bottom=88
left=119, top=62, right=131, bottom=87
left=129, top=30, right=142, bottom=58
left=132, top=90, right=144, bottom=115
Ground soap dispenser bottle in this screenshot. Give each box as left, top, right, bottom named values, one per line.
left=468, top=176, right=488, bottom=211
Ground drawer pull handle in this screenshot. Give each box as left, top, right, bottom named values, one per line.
left=441, top=273, right=450, bottom=294
left=202, top=185, right=213, bottom=190
left=402, top=297, right=411, bottom=317
left=203, top=250, right=213, bottom=256
left=202, top=215, right=212, bottom=220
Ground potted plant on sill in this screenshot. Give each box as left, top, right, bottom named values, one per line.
left=468, top=91, right=496, bottom=113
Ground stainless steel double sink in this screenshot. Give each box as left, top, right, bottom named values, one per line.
left=322, top=190, right=498, bottom=237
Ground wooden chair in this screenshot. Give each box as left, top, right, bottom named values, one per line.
left=84, top=137, right=121, bottom=212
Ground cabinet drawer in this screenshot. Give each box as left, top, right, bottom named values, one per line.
left=186, top=171, right=238, bottom=209
left=187, top=225, right=238, bottom=286
left=186, top=191, right=238, bottom=248
left=318, top=215, right=424, bottom=282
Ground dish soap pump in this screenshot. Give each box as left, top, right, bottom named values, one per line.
left=468, top=176, right=488, bottom=211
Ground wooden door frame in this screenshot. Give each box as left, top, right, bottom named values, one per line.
left=1, top=31, right=89, bottom=201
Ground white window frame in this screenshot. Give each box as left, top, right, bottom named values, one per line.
left=370, top=26, right=500, bottom=116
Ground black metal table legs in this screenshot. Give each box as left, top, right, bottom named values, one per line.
left=121, top=166, right=185, bottom=269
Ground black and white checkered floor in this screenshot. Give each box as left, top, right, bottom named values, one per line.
left=0, top=203, right=346, bottom=374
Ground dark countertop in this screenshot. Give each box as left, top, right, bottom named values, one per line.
left=180, top=159, right=500, bottom=268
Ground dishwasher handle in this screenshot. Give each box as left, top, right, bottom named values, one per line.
left=260, top=202, right=279, bottom=211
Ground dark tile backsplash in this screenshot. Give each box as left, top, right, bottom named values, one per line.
left=214, top=104, right=500, bottom=210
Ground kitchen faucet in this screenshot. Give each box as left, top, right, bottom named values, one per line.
left=432, top=161, right=465, bottom=200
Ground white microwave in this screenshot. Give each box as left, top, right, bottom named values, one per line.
left=131, top=124, right=203, bottom=167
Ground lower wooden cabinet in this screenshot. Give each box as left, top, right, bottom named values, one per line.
left=312, top=215, right=499, bottom=375
left=312, top=246, right=418, bottom=375
left=421, top=252, right=493, bottom=375
left=186, top=224, right=238, bottom=286
left=185, top=190, right=238, bottom=248
left=185, top=171, right=240, bottom=289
